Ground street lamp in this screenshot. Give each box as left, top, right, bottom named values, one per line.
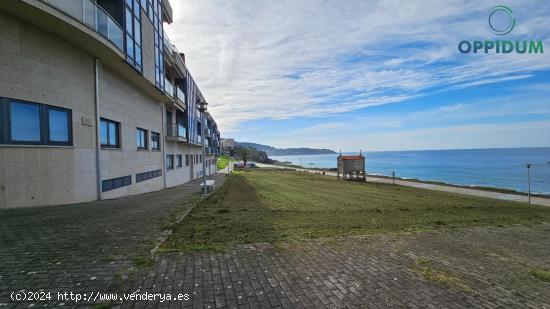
left=198, top=101, right=208, bottom=196
left=526, top=163, right=532, bottom=204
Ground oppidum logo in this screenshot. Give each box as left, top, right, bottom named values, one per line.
left=458, top=6, right=544, bottom=54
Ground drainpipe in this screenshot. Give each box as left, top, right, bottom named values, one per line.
left=94, top=58, right=102, bottom=200
left=161, top=103, right=167, bottom=188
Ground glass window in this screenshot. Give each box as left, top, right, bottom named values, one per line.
left=151, top=132, right=160, bottom=150
left=10, top=101, right=41, bottom=142
left=185, top=155, right=189, bottom=166
left=3, top=100, right=72, bottom=146
left=177, top=155, right=182, bottom=168
left=125, top=8, right=133, bottom=34
left=135, top=46, right=142, bottom=68
left=136, top=128, right=147, bottom=150
left=100, top=120, right=107, bottom=145
left=101, top=118, right=120, bottom=148
left=134, top=17, right=141, bottom=45
left=126, top=35, right=134, bottom=60
left=108, top=122, right=117, bottom=144
left=166, top=155, right=174, bottom=170
left=48, top=108, right=70, bottom=143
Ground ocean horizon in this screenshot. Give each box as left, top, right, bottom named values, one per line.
left=269, top=147, right=550, bottom=195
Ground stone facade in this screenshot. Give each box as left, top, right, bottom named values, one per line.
left=0, top=0, right=220, bottom=208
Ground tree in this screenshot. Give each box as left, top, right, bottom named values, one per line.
left=236, top=147, right=250, bottom=167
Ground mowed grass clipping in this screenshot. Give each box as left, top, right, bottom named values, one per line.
left=163, top=170, right=550, bottom=251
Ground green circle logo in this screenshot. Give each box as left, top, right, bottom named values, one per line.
left=488, top=6, right=516, bottom=35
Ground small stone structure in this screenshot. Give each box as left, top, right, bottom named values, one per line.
left=337, top=151, right=366, bottom=181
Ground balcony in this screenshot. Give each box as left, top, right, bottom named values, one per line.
left=166, top=124, right=187, bottom=143
left=163, top=30, right=174, bottom=55
left=162, top=0, right=173, bottom=24
left=175, top=85, right=185, bottom=104
left=164, top=77, right=174, bottom=97
left=42, top=0, right=123, bottom=51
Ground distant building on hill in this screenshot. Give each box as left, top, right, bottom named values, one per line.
left=337, top=152, right=366, bottom=180
left=221, top=138, right=236, bottom=149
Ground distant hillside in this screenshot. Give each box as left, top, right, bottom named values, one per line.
left=237, top=142, right=336, bottom=156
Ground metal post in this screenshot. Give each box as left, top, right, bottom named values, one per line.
left=392, top=171, right=395, bottom=185
left=93, top=58, right=102, bottom=201
left=527, top=164, right=532, bottom=204
left=201, top=109, right=207, bottom=195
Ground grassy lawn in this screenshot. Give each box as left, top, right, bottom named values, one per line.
left=163, top=170, right=550, bottom=251
left=217, top=155, right=231, bottom=170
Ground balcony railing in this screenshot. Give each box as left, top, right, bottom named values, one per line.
left=163, top=30, right=174, bottom=54
left=175, top=85, right=185, bottom=103
left=43, top=0, right=124, bottom=51
left=166, top=124, right=187, bottom=142
left=164, top=77, right=174, bottom=97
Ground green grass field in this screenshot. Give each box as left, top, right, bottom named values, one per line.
left=216, top=155, right=231, bottom=170
left=163, top=170, right=550, bottom=251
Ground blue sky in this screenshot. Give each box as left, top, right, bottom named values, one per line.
left=166, top=0, right=550, bottom=151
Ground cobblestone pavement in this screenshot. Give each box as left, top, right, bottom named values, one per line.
left=0, top=174, right=226, bottom=308
left=128, top=224, right=550, bottom=309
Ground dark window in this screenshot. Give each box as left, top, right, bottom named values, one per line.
left=185, top=154, right=189, bottom=166
left=136, top=128, right=148, bottom=150
left=102, top=175, right=132, bottom=192
left=136, top=169, right=162, bottom=183
left=100, top=118, right=120, bottom=148
left=166, top=154, right=174, bottom=170
left=151, top=131, right=160, bottom=150
left=2, top=99, right=72, bottom=146
left=176, top=155, right=182, bottom=168
left=166, top=110, right=172, bottom=135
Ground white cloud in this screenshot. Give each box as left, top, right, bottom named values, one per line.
left=165, top=0, right=550, bottom=132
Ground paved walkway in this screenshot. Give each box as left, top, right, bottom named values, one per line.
left=128, top=224, right=550, bottom=308
left=0, top=174, right=226, bottom=308
left=255, top=163, right=550, bottom=207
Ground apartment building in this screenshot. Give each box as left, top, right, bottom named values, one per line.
left=0, top=0, right=221, bottom=208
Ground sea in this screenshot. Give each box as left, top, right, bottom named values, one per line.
left=269, top=147, right=550, bottom=195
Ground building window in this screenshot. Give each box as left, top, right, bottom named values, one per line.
left=1, top=99, right=72, bottom=146
left=176, top=155, right=183, bottom=168
left=136, top=128, right=148, bottom=150
left=185, top=154, right=189, bottom=166
left=102, top=175, right=132, bottom=192
left=151, top=131, right=160, bottom=150
left=100, top=118, right=120, bottom=148
left=9, top=101, right=41, bottom=143
left=48, top=107, right=70, bottom=144
left=125, top=0, right=143, bottom=71
left=166, top=154, right=174, bottom=170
